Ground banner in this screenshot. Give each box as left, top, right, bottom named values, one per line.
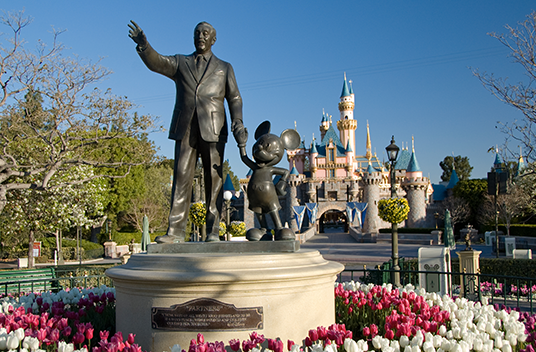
left=346, top=202, right=368, bottom=229
left=305, top=203, right=318, bottom=225
left=292, top=205, right=307, bottom=232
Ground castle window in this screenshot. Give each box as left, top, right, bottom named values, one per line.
left=328, top=149, right=334, bottom=162
left=329, top=169, right=335, bottom=178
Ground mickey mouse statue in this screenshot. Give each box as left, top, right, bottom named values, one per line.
left=235, top=121, right=301, bottom=241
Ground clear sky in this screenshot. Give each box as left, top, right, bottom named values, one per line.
left=6, top=1, right=536, bottom=183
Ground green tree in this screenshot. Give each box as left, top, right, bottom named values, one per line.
left=453, top=179, right=488, bottom=227
left=124, top=161, right=173, bottom=232
left=440, top=156, right=473, bottom=182
left=473, top=11, right=536, bottom=169
left=0, top=165, right=107, bottom=266
left=0, top=11, right=159, bottom=215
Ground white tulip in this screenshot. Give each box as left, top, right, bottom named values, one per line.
left=501, top=342, right=511, bottom=352
left=390, top=340, right=400, bottom=352
left=372, top=336, right=383, bottom=349
left=432, top=335, right=442, bottom=348
left=6, top=334, right=19, bottom=350
left=474, top=338, right=483, bottom=351
left=251, top=348, right=261, bottom=352
left=404, top=345, right=413, bottom=352
left=344, top=339, right=358, bottom=352
left=440, top=340, right=451, bottom=352
left=20, top=348, right=28, bottom=352
left=0, top=335, right=7, bottom=350
left=357, top=340, right=369, bottom=352
left=438, top=326, right=447, bottom=337
left=400, top=336, right=410, bottom=348
left=380, top=338, right=390, bottom=351
left=494, top=336, right=503, bottom=349
left=422, top=341, right=434, bottom=352
left=411, top=345, right=421, bottom=352
left=311, top=343, right=324, bottom=352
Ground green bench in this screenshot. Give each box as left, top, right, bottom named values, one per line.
left=0, top=267, right=59, bottom=295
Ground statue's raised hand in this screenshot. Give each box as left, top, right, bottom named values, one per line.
left=128, top=20, right=148, bottom=48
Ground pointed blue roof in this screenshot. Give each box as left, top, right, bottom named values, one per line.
left=290, top=166, right=299, bottom=175
left=446, top=169, right=459, bottom=189
left=394, top=149, right=411, bottom=170
left=366, top=163, right=376, bottom=174
left=345, top=140, right=353, bottom=153
left=318, top=125, right=345, bottom=157
left=406, top=151, right=421, bottom=172
left=246, top=169, right=253, bottom=177
left=340, top=76, right=351, bottom=98
left=223, top=173, right=235, bottom=191
left=321, top=110, right=327, bottom=123
left=310, top=142, right=318, bottom=154
left=298, top=140, right=305, bottom=149
left=494, top=153, right=502, bottom=167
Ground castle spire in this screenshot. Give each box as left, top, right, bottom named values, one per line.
left=365, top=121, right=372, bottom=160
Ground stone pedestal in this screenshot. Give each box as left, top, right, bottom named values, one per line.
left=456, top=250, right=481, bottom=299
left=104, top=241, right=117, bottom=258
left=106, top=246, right=343, bottom=352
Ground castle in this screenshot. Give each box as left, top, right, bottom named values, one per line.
left=240, top=75, right=435, bottom=233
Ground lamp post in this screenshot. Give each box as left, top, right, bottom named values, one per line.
left=223, top=190, right=233, bottom=241
left=386, top=136, right=400, bottom=287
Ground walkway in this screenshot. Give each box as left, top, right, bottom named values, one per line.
left=300, top=229, right=494, bottom=269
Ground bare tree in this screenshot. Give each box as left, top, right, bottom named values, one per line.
left=438, top=196, right=471, bottom=234
left=479, top=182, right=530, bottom=236
left=0, top=11, right=159, bottom=214
left=473, top=11, right=536, bottom=169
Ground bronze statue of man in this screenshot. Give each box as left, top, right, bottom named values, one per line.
left=128, top=21, right=245, bottom=243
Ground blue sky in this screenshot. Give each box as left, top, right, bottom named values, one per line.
left=7, top=1, right=536, bottom=182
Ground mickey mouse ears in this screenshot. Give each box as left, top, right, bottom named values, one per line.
left=280, top=129, right=300, bottom=150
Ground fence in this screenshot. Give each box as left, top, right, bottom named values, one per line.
left=338, top=266, right=536, bottom=313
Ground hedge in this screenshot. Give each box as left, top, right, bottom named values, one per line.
left=379, top=227, right=443, bottom=234
left=481, top=224, right=536, bottom=238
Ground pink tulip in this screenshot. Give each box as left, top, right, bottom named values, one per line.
left=229, top=339, right=240, bottom=352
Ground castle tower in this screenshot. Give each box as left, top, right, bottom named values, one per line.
left=362, top=166, right=382, bottom=234
left=336, top=74, right=357, bottom=154
left=401, top=139, right=428, bottom=227
left=320, top=109, right=330, bottom=140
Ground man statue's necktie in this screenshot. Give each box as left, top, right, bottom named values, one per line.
left=196, top=55, right=205, bottom=79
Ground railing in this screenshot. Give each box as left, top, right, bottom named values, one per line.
left=0, top=274, right=113, bottom=296
left=338, top=267, right=536, bottom=313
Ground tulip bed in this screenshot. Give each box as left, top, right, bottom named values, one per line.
left=0, top=282, right=534, bottom=352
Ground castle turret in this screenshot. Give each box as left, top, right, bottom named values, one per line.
left=337, top=74, right=357, bottom=154
left=401, top=140, right=428, bottom=227
left=345, top=140, right=354, bottom=176
left=309, top=140, right=318, bottom=176
left=362, top=167, right=382, bottom=234
left=320, top=109, right=330, bottom=140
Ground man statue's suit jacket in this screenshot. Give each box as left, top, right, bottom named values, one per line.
left=138, top=43, right=243, bottom=143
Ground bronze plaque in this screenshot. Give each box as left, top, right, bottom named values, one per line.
left=151, top=298, right=263, bottom=331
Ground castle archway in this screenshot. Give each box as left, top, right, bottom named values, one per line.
left=318, top=202, right=349, bottom=233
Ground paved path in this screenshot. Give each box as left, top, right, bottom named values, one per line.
left=300, top=229, right=494, bottom=268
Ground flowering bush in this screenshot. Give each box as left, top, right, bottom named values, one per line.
left=229, top=221, right=246, bottom=237
left=378, top=198, right=410, bottom=225
left=189, top=202, right=206, bottom=227
left=219, top=222, right=226, bottom=237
